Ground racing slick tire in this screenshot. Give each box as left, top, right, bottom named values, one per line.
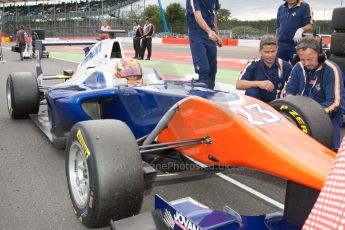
left=331, top=7, right=345, bottom=31
left=65, top=120, right=144, bottom=228
left=329, top=55, right=345, bottom=75
left=269, top=96, right=333, bottom=149
left=6, top=72, right=39, bottom=119
left=330, top=32, right=345, bottom=56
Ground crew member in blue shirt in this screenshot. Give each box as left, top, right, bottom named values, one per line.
left=132, top=20, right=143, bottom=59
left=285, top=37, right=345, bottom=151
left=236, top=35, right=292, bottom=103
left=140, top=18, right=154, bottom=60
left=186, top=0, right=222, bottom=89
left=276, top=0, right=313, bottom=63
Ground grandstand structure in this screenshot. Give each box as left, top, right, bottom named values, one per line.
left=0, top=0, right=141, bottom=37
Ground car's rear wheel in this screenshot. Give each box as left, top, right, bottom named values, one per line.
left=66, top=120, right=144, bottom=228
left=269, top=96, right=333, bottom=148
left=331, top=7, right=345, bottom=30
left=6, top=72, right=39, bottom=119
left=330, top=32, right=345, bottom=56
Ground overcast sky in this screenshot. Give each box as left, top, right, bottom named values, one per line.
left=142, top=0, right=343, bottom=20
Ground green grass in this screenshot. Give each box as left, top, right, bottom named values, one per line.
left=50, top=51, right=240, bottom=85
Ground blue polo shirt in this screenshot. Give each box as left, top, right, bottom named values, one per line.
left=240, top=58, right=292, bottom=102
left=277, top=0, right=313, bottom=43
left=285, top=60, right=345, bottom=113
left=186, top=0, right=220, bottom=32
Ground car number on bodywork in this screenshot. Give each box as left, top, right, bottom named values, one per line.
left=232, top=104, right=280, bottom=125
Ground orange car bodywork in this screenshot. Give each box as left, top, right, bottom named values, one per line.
left=157, top=96, right=335, bottom=191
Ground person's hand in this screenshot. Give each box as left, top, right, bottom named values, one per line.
left=293, top=28, right=304, bottom=43
left=213, top=27, right=219, bottom=35
left=259, top=80, right=275, bottom=92
left=213, top=28, right=223, bottom=47
left=216, top=35, right=223, bottom=47
left=208, top=30, right=218, bottom=42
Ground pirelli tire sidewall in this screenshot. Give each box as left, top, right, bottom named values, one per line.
left=65, top=120, right=144, bottom=228
left=6, top=72, right=39, bottom=119
left=269, top=96, right=333, bottom=148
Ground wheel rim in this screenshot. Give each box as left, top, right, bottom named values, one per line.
left=68, top=141, right=90, bottom=209
left=6, top=79, right=12, bottom=114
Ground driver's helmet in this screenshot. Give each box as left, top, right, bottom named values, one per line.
left=114, top=58, right=143, bottom=85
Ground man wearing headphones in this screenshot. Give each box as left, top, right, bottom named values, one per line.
left=276, top=0, right=313, bottom=63
left=285, top=37, right=345, bottom=151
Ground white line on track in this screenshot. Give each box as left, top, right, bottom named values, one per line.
left=185, top=156, right=285, bottom=210
left=215, top=173, right=285, bottom=209
left=49, top=56, right=80, bottom=63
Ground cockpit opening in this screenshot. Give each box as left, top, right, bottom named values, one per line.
left=111, top=42, right=122, bottom=59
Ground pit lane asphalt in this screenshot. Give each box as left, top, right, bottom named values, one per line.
left=0, top=46, right=320, bottom=230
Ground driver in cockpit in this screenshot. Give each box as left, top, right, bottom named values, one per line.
left=114, top=58, right=143, bottom=86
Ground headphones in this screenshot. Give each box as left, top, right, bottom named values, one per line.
left=296, top=37, right=327, bottom=64
left=318, top=53, right=327, bottom=63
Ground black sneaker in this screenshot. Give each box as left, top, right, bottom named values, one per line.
left=145, top=58, right=150, bottom=60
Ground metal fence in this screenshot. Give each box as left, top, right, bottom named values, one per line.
left=2, top=18, right=332, bottom=39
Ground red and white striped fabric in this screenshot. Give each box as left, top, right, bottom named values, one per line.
left=303, top=138, right=345, bottom=229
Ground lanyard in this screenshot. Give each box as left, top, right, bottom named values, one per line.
left=260, top=66, right=282, bottom=89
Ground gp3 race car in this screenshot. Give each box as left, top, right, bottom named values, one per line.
left=6, top=37, right=336, bottom=229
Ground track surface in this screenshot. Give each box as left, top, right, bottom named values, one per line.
left=0, top=43, right=301, bottom=230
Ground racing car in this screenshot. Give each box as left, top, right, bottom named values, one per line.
left=6, top=37, right=336, bottom=229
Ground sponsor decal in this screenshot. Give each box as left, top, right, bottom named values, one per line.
left=76, top=129, right=91, bottom=159
left=162, top=209, right=175, bottom=229
left=279, top=105, right=308, bottom=134
left=162, top=209, right=201, bottom=230
left=89, top=191, right=94, bottom=209
left=80, top=42, right=102, bottom=67
left=316, top=83, right=321, bottom=91
left=174, top=211, right=200, bottom=230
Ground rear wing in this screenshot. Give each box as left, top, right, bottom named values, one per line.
left=97, top=29, right=126, bottom=39
left=35, top=39, right=97, bottom=78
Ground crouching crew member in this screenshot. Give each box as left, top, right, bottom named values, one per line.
left=236, top=35, right=292, bottom=103
left=285, top=37, right=345, bottom=151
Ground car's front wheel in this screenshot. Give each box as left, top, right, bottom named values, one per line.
left=66, top=120, right=144, bottom=228
left=270, top=96, right=333, bottom=149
